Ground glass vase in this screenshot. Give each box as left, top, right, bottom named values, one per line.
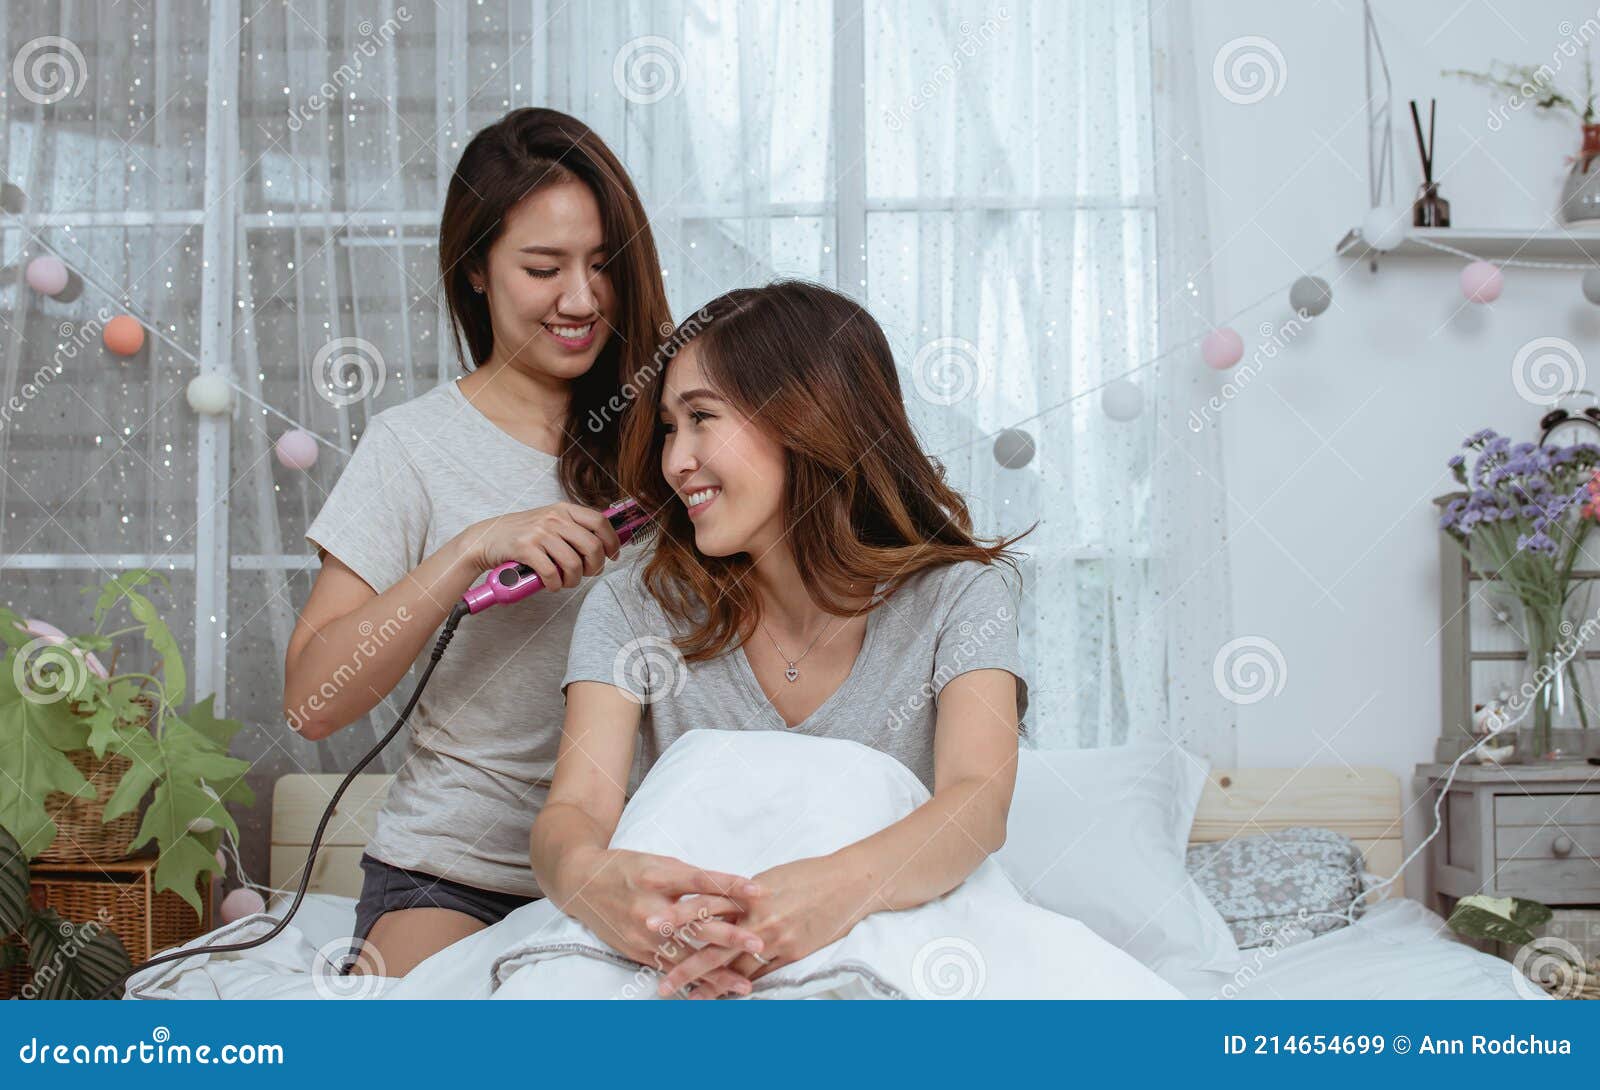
left=1522, top=597, right=1593, bottom=761
left=1560, top=123, right=1600, bottom=224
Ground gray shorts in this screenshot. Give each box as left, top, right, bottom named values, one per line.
left=345, top=852, right=538, bottom=971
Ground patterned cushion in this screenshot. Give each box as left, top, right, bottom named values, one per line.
left=1185, top=826, right=1366, bottom=950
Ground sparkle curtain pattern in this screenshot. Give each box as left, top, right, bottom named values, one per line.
left=0, top=0, right=1233, bottom=887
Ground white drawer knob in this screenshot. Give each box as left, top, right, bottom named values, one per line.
left=1552, top=834, right=1574, bottom=858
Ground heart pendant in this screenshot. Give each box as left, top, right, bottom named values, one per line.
left=784, top=665, right=799, bottom=683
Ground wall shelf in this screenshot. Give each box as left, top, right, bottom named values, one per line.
left=1336, top=226, right=1600, bottom=263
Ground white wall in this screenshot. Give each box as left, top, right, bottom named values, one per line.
left=1189, top=1, right=1600, bottom=901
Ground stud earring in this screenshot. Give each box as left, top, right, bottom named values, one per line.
left=472, top=284, right=484, bottom=294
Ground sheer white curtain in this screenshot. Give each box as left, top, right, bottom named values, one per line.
left=0, top=0, right=1233, bottom=887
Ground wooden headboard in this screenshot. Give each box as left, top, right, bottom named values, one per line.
left=270, top=766, right=1404, bottom=899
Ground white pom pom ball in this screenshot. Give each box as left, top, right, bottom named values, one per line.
left=1101, top=379, right=1144, bottom=421
left=1360, top=206, right=1408, bottom=252
left=185, top=374, right=232, bottom=414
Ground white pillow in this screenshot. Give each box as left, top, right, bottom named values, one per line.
left=994, top=742, right=1241, bottom=976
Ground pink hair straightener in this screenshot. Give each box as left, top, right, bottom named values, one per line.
left=99, top=498, right=652, bottom=998
left=462, top=497, right=653, bottom=613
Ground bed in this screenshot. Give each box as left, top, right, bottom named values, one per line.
left=121, top=742, right=1544, bottom=1000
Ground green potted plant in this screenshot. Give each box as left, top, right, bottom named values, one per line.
left=0, top=824, right=131, bottom=999
left=0, top=570, right=254, bottom=917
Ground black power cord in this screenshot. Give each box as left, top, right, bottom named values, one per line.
left=91, top=601, right=471, bottom=1000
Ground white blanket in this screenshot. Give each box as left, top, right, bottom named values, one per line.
left=128, top=729, right=1179, bottom=1000
left=492, top=730, right=1178, bottom=999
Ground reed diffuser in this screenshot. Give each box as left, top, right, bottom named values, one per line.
left=1411, top=99, right=1450, bottom=227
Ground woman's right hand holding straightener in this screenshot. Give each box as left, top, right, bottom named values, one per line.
left=462, top=502, right=623, bottom=592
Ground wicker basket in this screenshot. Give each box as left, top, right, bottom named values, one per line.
left=1529, top=957, right=1600, bottom=1000
left=35, top=698, right=154, bottom=865
left=35, top=748, right=140, bottom=864
left=0, top=857, right=212, bottom=1000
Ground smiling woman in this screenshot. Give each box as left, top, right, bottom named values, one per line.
left=283, top=108, right=673, bottom=978
left=529, top=280, right=1048, bottom=998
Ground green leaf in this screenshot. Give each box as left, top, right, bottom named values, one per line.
left=129, top=823, right=220, bottom=918
left=0, top=607, right=33, bottom=652
left=183, top=694, right=246, bottom=749
left=24, top=907, right=131, bottom=1000
left=122, top=714, right=249, bottom=918
left=100, top=729, right=160, bottom=823
left=120, top=583, right=185, bottom=707
left=0, top=667, right=91, bottom=856
left=0, top=823, right=29, bottom=940
left=106, top=679, right=150, bottom=728
left=86, top=570, right=160, bottom=630
left=1446, top=894, right=1554, bottom=946
left=182, top=697, right=255, bottom=808
left=78, top=699, right=122, bottom=759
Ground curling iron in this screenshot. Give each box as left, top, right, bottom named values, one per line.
left=95, top=499, right=652, bottom=999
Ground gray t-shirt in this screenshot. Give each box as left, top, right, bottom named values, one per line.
left=304, top=378, right=641, bottom=896
left=562, top=556, right=1029, bottom=790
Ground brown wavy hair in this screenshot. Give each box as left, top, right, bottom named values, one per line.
left=618, top=280, right=1033, bottom=661
left=439, top=107, right=671, bottom=507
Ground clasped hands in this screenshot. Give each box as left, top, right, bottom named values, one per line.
left=561, top=847, right=866, bottom=1000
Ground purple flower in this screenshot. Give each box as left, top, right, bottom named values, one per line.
left=1517, top=531, right=1559, bottom=556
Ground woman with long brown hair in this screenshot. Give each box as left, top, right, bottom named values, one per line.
left=529, top=280, right=1035, bottom=998
left=284, top=108, right=752, bottom=977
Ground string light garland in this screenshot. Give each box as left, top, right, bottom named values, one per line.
left=1409, top=234, right=1600, bottom=271
left=941, top=229, right=1600, bottom=464
left=936, top=252, right=1344, bottom=461
left=11, top=197, right=1597, bottom=473
left=1, top=209, right=352, bottom=457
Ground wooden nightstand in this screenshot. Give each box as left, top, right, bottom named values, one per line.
left=1414, top=760, right=1600, bottom=911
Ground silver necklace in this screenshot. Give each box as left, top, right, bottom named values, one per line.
left=760, top=616, right=835, bottom=683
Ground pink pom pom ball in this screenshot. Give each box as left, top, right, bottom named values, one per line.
left=219, top=887, right=266, bottom=924
left=25, top=255, right=68, bottom=296
left=1201, top=327, right=1244, bottom=370
left=1460, top=261, right=1503, bottom=304
left=274, top=429, right=320, bottom=470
